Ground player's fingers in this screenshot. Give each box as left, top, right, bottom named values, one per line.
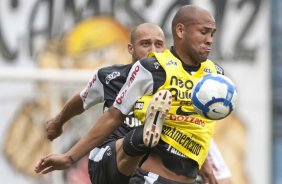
left=46, top=125, right=62, bottom=141
left=35, top=158, right=44, bottom=166
left=34, top=159, right=48, bottom=173
left=42, top=166, right=55, bottom=174
left=34, top=165, right=42, bottom=173
left=45, top=123, right=54, bottom=140
left=46, top=128, right=59, bottom=140
left=48, top=131, right=61, bottom=141
left=47, top=134, right=54, bottom=141
left=34, top=154, right=59, bottom=173
left=45, top=120, right=52, bottom=131
left=41, top=155, right=57, bottom=166
left=204, top=174, right=218, bottom=184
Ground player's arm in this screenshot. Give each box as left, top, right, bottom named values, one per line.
left=35, top=60, right=154, bottom=174
left=67, top=60, right=154, bottom=160
left=35, top=107, right=125, bottom=174
left=113, top=60, right=155, bottom=114
left=198, top=158, right=218, bottom=184
left=208, top=139, right=232, bottom=183
left=46, top=70, right=105, bottom=141
left=46, top=93, right=84, bottom=141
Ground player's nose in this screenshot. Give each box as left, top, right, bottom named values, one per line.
left=150, top=45, right=156, bottom=52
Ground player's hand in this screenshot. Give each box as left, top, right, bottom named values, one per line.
left=34, top=153, right=72, bottom=174
left=199, top=159, right=218, bottom=184
left=45, top=117, right=63, bottom=141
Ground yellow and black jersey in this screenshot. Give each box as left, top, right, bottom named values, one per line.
left=133, top=49, right=223, bottom=168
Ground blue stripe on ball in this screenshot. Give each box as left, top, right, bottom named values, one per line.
left=208, top=74, right=235, bottom=107
left=192, top=77, right=209, bottom=113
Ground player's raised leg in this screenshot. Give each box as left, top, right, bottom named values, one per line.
left=122, top=90, right=172, bottom=156
left=143, top=89, right=172, bottom=148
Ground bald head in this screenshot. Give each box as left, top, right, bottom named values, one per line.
left=130, top=23, right=164, bottom=44
left=172, top=5, right=215, bottom=38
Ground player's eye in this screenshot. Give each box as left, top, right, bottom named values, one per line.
left=155, top=42, right=164, bottom=48
left=141, top=41, right=150, bottom=47
left=200, top=30, right=208, bottom=35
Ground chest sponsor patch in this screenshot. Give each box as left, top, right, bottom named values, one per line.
left=162, top=125, right=202, bottom=156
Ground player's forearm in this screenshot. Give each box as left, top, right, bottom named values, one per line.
left=65, top=107, right=124, bottom=162
left=56, top=93, right=85, bottom=125
left=199, top=157, right=217, bottom=183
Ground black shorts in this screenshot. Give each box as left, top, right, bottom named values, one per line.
left=88, top=141, right=130, bottom=184
left=129, top=168, right=196, bottom=184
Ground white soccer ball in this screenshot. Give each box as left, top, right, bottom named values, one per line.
left=191, top=74, right=238, bottom=120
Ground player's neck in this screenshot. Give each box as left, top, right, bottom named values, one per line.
left=171, top=46, right=199, bottom=67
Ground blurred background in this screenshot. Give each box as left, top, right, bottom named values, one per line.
left=0, top=0, right=280, bottom=183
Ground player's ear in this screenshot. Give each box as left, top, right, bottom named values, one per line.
left=175, top=23, right=185, bottom=39
left=128, top=43, right=134, bottom=55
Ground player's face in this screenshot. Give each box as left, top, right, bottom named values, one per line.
left=183, top=15, right=216, bottom=64
left=129, top=29, right=165, bottom=62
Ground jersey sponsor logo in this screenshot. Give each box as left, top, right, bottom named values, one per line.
left=105, top=71, right=120, bottom=84
left=124, top=117, right=142, bottom=127
left=154, top=62, right=160, bottom=69
left=115, top=89, right=127, bottom=104
left=116, top=65, right=140, bottom=104
left=134, top=102, right=144, bottom=110
left=166, top=145, right=187, bottom=158
left=204, top=68, right=212, bottom=73
left=162, top=125, right=202, bottom=156
left=81, top=74, right=97, bottom=101
left=129, top=65, right=140, bottom=84
left=105, top=146, right=112, bottom=156
left=169, top=114, right=205, bottom=127
left=170, top=76, right=194, bottom=102
left=166, top=60, right=178, bottom=66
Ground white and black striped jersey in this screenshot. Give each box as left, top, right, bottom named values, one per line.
left=80, top=63, right=143, bottom=147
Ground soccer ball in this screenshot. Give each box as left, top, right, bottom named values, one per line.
left=191, top=74, right=238, bottom=120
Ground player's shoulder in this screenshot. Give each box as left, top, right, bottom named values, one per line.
left=208, top=59, right=224, bottom=75
left=139, top=56, right=162, bottom=72
left=214, top=62, right=224, bottom=75
left=97, top=64, right=132, bottom=78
